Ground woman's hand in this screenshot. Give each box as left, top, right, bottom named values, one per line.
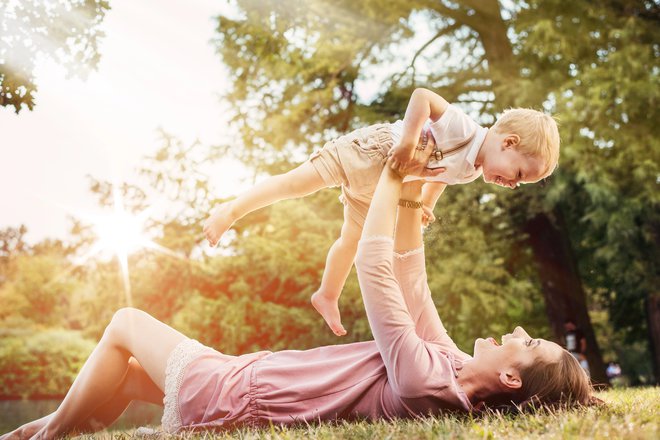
left=388, top=142, right=416, bottom=170
left=388, top=131, right=445, bottom=179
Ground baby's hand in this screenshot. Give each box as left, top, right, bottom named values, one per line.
left=422, top=204, right=436, bottom=227
left=203, top=201, right=237, bottom=247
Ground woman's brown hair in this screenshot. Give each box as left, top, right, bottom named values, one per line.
left=516, top=349, right=595, bottom=409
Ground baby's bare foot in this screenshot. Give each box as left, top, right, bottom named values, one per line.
left=311, top=291, right=347, bottom=336
left=203, top=201, right=237, bottom=247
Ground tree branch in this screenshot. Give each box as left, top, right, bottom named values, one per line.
left=420, top=1, right=482, bottom=30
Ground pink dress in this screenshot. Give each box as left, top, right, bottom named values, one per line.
left=161, top=237, right=472, bottom=432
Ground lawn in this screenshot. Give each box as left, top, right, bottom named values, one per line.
left=87, top=387, right=659, bottom=439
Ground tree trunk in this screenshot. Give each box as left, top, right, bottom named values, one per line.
left=524, top=209, right=608, bottom=385
left=646, top=294, right=660, bottom=384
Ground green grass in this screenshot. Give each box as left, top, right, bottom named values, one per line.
left=90, top=387, right=658, bottom=439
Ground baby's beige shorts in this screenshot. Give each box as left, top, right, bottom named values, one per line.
left=308, top=124, right=394, bottom=229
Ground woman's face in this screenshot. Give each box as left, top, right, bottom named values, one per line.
left=473, top=326, right=563, bottom=369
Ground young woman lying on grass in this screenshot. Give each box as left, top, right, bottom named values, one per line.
left=1, top=139, right=592, bottom=439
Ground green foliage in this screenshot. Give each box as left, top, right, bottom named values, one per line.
left=0, top=329, right=94, bottom=398
left=0, top=252, right=81, bottom=326
left=518, top=0, right=660, bottom=342
left=0, top=0, right=110, bottom=112
left=172, top=194, right=370, bottom=353
left=0, top=225, right=28, bottom=285
left=214, top=0, right=422, bottom=173
left=425, top=182, right=551, bottom=351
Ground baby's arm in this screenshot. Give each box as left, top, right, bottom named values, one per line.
left=420, top=182, right=447, bottom=226
left=389, top=88, right=450, bottom=171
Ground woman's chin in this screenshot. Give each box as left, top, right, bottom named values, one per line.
left=473, top=338, right=486, bottom=356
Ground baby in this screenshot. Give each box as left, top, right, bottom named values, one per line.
left=204, top=88, right=560, bottom=336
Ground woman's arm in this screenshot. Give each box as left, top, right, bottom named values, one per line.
left=392, top=181, right=457, bottom=345
left=394, top=181, right=424, bottom=253
left=356, top=156, right=452, bottom=397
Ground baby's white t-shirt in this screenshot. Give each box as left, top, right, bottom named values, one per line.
left=389, top=105, right=488, bottom=184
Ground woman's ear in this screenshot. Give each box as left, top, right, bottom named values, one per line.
left=499, top=370, right=522, bottom=391
left=503, top=134, right=521, bottom=149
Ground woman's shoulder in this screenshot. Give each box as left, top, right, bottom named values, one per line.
left=395, top=348, right=473, bottom=413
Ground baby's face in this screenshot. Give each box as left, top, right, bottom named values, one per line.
left=481, top=144, right=547, bottom=189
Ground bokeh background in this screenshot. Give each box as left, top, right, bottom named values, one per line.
left=1, top=0, right=658, bottom=430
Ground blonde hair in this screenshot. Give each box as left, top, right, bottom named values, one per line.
left=517, top=349, right=594, bottom=408
left=492, top=108, right=560, bottom=179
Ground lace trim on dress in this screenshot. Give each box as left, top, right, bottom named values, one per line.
left=161, top=339, right=207, bottom=433
left=393, top=246, right=424, bottom=259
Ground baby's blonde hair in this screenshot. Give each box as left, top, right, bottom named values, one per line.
left=492, top=108, right=560, bottom=179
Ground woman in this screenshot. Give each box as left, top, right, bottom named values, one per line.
left=2, top=143, right=592, bottom=439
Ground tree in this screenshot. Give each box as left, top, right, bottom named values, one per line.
left=0, top=225, right=28, bottom=284
left=0, top=0, right=110, bottom=112
left=526, top=0, right=660, bottom=381
left=211, top=0, right=659, bottom=382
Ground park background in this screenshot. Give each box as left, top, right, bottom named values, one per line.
left=0, top=0, right=658, bottom=432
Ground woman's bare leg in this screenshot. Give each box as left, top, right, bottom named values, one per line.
left=27, top=308, right=186, bottom=439
left=311, top=207, right=361, bottom=336
left=1, top=357, right=163, bottom=440
left=0, top=415, right=51, bottom=440
left=72, top=356, right=164, bottom=432
left=204, top=161, right=326, bottom=246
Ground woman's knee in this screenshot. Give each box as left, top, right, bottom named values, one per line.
left=118, top=358, right=163, bottom=404
left=104, top=307, right=148, bottom=346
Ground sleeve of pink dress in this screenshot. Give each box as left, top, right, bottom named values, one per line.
left=355, top=236, right=467, bottom=398
left=391, top=244, right=468, bottom=357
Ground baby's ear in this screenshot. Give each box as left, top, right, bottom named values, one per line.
left=503, top=134, right=521, bottom=149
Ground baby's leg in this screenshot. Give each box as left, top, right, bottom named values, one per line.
left=204, top=161, right=326, bottom=246
left=311, top=208, right=362, bottom=336
left=29, top=308, right=185, bottom=439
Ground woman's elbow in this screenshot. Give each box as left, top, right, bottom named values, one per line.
left=355, top=247, right=389, bottom=275
left=392, top=374, right=425, bottom=398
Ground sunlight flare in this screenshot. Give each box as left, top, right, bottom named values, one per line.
left=62, top=187, right=187, bottom=305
